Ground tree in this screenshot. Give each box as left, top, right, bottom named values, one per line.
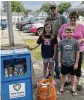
left=82, top=1, right=84, bottom=4
left=2, top=1, right=6, bottom=12
left=40, top=3, right=56, bottom=15
left=58, top=2, right=71, bottom=14
left=23, top=9, right=32, bottom=17
left=40, top=3, right=50, bottom=15
left=78, top=1, right=84, bottom=17
left=2, top=1, right=24, bottom=12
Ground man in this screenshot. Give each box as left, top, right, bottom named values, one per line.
left=45, top=4, right=66, bottom=79
left=63, top=12, right=70, bottom=24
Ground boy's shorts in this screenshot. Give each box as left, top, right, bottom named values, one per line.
left=43, top=58, right=54, bottom=63
left=61, top=64, right=77, bottom=75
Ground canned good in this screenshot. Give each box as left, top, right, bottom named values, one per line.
left=17, top=65, right=24, bottom=75
left=5, top=68, right=8, bottom=77
left=13, top=64, right=25, bottom=76
left=14, top=65, right=19, bottom=76
left=8, top=67, right=13, bottom=77
left=14, top=71, right=18, bottom=76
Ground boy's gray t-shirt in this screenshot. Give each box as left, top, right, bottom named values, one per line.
left=58, top=38, right=79, bottom=67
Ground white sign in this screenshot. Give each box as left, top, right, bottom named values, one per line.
left=9, top=83, right=25, bottom=99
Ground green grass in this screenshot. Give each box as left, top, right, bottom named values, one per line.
left=24, top=39, right=42, bottom=61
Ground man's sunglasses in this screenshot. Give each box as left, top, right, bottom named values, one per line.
left=70, top=16, right=77, bottom=19
left=50, top=7, right=56, bottom=9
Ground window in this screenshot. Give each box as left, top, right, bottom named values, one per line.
left=4, top=58, right=26, bottom=77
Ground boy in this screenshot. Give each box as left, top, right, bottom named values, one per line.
left=58, top=27, right=80, bottom=96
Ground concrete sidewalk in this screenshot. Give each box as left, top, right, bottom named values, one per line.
left=0, top=26, right=24, bottom=47
left=32, top=61, right=84, bottom=100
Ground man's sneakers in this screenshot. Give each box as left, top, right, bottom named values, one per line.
left=77, top=84, right=82, bottom=91
left=55, top=75, right=61, bottom=79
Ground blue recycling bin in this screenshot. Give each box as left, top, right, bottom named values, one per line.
left=1, top=48, right=33, bottom=100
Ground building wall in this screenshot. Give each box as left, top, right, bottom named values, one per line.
left=0, top=15, right=24, bottom=24
left=0, top=11, right=25, bottom=24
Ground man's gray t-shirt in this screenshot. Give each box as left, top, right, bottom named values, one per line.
left=45, top=14, right=66, bottom=36
left=58, top=38, right=79, bottom=67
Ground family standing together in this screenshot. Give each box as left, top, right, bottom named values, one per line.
left=27, top=4, right=84, bottom=96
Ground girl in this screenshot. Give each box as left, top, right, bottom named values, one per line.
left=28, top=22, right=57, bottom=79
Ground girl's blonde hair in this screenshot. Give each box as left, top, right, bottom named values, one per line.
left=42, top=21, right=54, bottom=39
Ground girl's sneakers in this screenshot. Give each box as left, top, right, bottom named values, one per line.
left=57, top=90, right=64, bottom=95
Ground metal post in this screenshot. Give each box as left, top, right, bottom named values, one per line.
left=18, top=11, right=20, bottom=35
left=1, top=9, right=3, bottom=36
left=1, top=1, right=4, bottom=36
left=6, top=1, right=14, bottom=46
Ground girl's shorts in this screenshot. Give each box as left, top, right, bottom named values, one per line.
left=43, top=58, right=54, bottom=63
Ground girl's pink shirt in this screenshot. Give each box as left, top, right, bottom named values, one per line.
left=58, top=24, right=84, bottom=52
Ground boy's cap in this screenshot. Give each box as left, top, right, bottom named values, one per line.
left=65, top=28, right=74, bottom=33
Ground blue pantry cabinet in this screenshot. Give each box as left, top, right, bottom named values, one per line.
left=1, top=48, right=33, bottom=100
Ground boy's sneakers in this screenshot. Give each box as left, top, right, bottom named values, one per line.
left=77, top=84, right=82, bottom=91
left=71, top=89, right=77, bottom=96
